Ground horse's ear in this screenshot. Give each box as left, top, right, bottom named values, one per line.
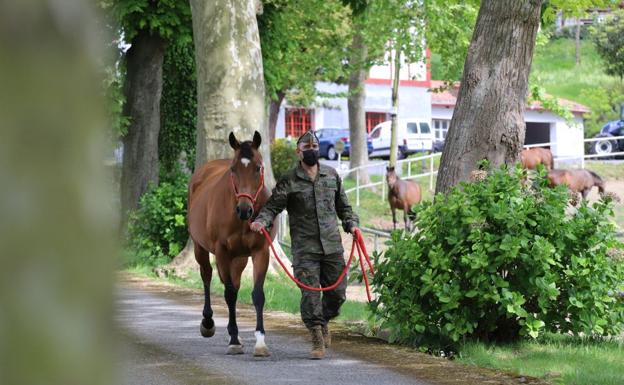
left=252, top=130, right=262, bottom=149
left=386, top=166, right=394, bottom=172
left=229, top=132, right=240, bottom=150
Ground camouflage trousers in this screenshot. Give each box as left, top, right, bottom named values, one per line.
left=293, top=252, right=347, bottom=329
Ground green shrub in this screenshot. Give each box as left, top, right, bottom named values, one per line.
left=271, top=138, right=299, bottom=180
left=126, top=171, right=189, bottom=266
left=371, top=163, right=624, bottom=349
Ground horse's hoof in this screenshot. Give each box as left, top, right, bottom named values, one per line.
left=226, top=344, right=244, bottom=355
left=200, top=320, right=215, bottom=338
left=253, top=346, right=271, bottom=357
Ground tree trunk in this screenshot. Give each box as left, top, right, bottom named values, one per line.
left=347, top=31, right=370, bottom=184
left=120, top=29, right=166, bottom=223
left=389, top=47, right=401, bottom=167
left=268, top=91, right=285, bottom=143
left=169, top=0, right=274, bottom=273
left=190, top=0, right=273, bottom=188
left=435, top=0, right=542, bottom=195
left=575, top=20, right=581, bottom=65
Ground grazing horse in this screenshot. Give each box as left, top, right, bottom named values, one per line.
left=547, top=169, right=605, bottom=199
left=521, top=147, right=553, bottom=170
left=188, top=131, right=276, bottom=357
left=386, top=166, right=422, bottom=231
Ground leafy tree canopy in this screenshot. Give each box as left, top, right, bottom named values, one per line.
left=590, top=9, right=624, bottom=80
left=259, top=0, right=353, bottom=105
left=103, top=0, right=192, bottom=43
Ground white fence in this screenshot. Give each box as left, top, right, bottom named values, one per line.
left=339, top=135, right=624, bottom=206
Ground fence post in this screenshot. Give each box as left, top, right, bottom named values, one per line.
left=356, top=168, right=360, bottom=207
left=381, top=174, right=385, bottom=201
left=429, top=154, right=434, bottom=191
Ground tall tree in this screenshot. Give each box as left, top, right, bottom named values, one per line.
left=259, top=0, right=352, bottom=142
left=1, top=2, right=115, bottom=385
left=111, top=0, right=192, bottom=222
left=159, top=40, right=197, bottom=175
left=436, top=0, right=614, bottom=194
left=344, top=0, right=394, bottom=184
left=436, top=1, right=542, bottom=194
left=190, top=0, right=271, bottom=180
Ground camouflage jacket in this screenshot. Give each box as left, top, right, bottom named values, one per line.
left=255, top=162, right=359, bottom=257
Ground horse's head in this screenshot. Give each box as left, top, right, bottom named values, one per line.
left=386, top=166, right=397, bottom=187
left=229, top=131, right=264, bottom=221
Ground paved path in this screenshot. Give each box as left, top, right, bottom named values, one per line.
left=116, top=287, right=429, bottom=385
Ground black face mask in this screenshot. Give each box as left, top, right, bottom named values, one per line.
left=302, top=149, right=320, bottom=166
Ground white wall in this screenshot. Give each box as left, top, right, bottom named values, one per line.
left=431, top=106, right=454, bottom=121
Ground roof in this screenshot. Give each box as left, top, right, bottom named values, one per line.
left=429, top=80, right=590, bottom=114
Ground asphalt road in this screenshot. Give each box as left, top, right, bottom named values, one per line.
left=115, top=287, right=430, bottom=385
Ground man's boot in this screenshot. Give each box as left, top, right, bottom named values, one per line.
left=322, top=324, right=331, bottom=348
left=309, top=326, right=325, bottom=359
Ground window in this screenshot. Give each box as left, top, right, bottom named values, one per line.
left=407, top=122, right=418, bottom=134
left=433, top=119, right=450, bottom=140
left=366, top=112, right=388, bottom=133
left=285, top=108, right=314, bottom=137
left=370, top=127, right=381, bottom=139
left=419, top=122, right=431, bottom=134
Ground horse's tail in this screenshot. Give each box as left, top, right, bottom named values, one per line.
left=587, top=170, right=605, bottom=194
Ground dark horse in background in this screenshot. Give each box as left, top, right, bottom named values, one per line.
left=188, top=131, right=276, bottom=357
left=386, top=166, right=422, bottom=231
left=521, top=147, right=553, bottom=170
left=547, top=169, right=605, bottom=199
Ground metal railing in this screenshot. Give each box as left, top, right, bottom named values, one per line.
left=338, top=152, right=441, bottom=206
left=541, top=135, right=624, bottom=169
left=336, top=135, right=624, bottom=206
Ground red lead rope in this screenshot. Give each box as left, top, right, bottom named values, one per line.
left=260, top=227, right=375, bottom=302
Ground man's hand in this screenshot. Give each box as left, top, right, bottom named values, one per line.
left=350, top=226, right=360, bottom=235
left=250, top=221, right=265, bottom=233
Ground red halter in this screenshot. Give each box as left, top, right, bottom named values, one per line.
left=230, top=165, right=265, bottom=209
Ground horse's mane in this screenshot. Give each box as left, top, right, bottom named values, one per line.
left=587, top=170, right=603, bottom=182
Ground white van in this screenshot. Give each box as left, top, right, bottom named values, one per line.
left=369, top=119, right=434, bottom=158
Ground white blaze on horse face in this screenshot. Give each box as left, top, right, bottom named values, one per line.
left=255, top=331, right=266, bottom=348
left=241, top=157, right=251, bottom=167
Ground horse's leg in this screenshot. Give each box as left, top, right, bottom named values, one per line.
left=195, top=244, right=215, bottom=338
left=219, top=254, right=248, bottom=355
left=582, top=188, right=590, bottom=200
left=251, top=249, right=270, bottom=357
left=403, top=204, right=410, bottom=231
left=391, top=206, right=397, bottom=230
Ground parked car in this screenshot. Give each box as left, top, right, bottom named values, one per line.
left=590, top=119, right=624, bottom=157
left=315, top=128, right=374, bottom=160
left=368, top=119, right=434, bottom=159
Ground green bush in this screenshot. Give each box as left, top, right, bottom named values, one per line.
left=271, top=138, right=299, bottom=180
left=126, top=171, right=189, bottom=266
left=371, top=163, right=624, bottom=349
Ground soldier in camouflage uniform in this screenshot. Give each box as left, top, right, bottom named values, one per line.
left=250, top=130, right=359, bottom=359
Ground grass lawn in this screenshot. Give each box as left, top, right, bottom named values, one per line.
left=459, top=334, right=624, bottom=385
left=530, top=38, right=617, bottom=105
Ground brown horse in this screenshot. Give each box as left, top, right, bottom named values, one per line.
left=521, top=147, right=553, bottom=170
left=188, top=131, right=276, bottom=357
left=547, top=169, right=605, bottom=199
left=386, top=166, right=422, bottom=231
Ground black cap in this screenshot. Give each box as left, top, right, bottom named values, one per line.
left=296, top=130, right=319, bottom=146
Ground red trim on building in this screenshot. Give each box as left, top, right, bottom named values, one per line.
left=285, top=108, right=314, bottom=137
left=365, top=112, right=388, bottom=133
